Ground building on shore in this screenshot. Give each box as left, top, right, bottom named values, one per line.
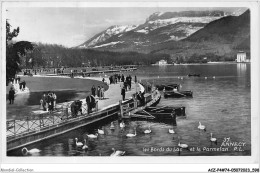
left=158, top=60, right=167, bottom=65
left=236, top=51, right=250, bottom=63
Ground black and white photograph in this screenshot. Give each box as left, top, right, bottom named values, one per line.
left=1, top=1, right=259, bottom=172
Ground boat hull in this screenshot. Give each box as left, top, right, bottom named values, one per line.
left=156, top=84, right=179, bottom=91
left=164, top=91, right=193, bottom=98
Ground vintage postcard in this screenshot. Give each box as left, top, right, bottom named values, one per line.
left=1, top=0, right=259, bottom=172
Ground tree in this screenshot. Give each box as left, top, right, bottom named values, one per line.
left=6, top=20, right=34, bottom=85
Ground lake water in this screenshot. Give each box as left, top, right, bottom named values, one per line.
left=9, top=63, right=251, bottom=156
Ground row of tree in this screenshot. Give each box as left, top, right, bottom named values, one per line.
left=28, top=43, right=171, bottom=68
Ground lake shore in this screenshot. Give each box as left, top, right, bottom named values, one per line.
left=6, top=74, right=141, bottom=120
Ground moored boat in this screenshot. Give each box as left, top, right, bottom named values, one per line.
left=188, top=74, right=200, bottom=77
left=156, top=84, right=180, bottom=91
left=164, top=91, right=193, bottom=98
left=144, top=106, right=186, bottom=117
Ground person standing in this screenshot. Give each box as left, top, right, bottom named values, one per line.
left=101, top=86, right=105, bottom=100
left=8, top=88, right=15, bottom=104
left=91, top=85, right=96, bottom=96
left=121, top=74, right=125, bottom=82
left=135, top=75, right=137, bottom=83
left=97, top=86, right=101, bottom=100
left=121, top=86, right=126, bottom=101
left=41, top=93, right=46, bottom=111
left=53, top=92, right=57, bottom=109
left=86, top=95, right=95, bottom=114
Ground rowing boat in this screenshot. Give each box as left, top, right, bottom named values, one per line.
left=164, top=91, right=193, bottom=98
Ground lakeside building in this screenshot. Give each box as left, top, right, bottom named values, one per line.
left=236, top=51, right=250, bottom=63
left=158, top=60, right=168, bottom=65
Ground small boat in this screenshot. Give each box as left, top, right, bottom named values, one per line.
left=164, top=91, right=193, bottom=98
left=156, top=84, right=180, bottom=91
left=144, top=106, right=186, bottom=117
left=188, top=74, right=200, bottom=77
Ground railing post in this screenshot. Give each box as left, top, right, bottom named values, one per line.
left=27, top=117, right=30, bottom=132
left=119, top=100, right=123, bottom=118
left=14, top=119, right=16, bottom=136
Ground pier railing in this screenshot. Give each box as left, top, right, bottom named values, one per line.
left=6, top=101, right=99, bottom=140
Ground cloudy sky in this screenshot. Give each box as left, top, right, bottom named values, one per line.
left=6, top=7, right=247, bottom=47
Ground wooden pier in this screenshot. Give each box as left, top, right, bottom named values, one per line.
left=6, top=90, right=158, bottom=153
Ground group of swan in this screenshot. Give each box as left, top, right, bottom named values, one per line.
left=197, top=122, right=217, bottom=144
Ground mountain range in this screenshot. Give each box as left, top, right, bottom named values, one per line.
left=77, top=9, right=250, bottom=59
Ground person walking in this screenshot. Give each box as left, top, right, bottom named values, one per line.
left=121, top=86, right=126, bottom=101
left=8, top=87, right=15, bottom=104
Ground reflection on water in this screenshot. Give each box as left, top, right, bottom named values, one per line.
left=9, top=64, right=251, bottom=156
left=237, top=63, right=247, bottom=77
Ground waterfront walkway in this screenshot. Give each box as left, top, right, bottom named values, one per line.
left=7, top=76, right=143, bottom=137
left=32, top=76, right=142, bottom=114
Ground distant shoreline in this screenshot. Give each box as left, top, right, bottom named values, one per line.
left=174, top=61, right=250, bottom=65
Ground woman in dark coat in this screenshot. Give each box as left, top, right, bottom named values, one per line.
left=9, top=88, right=15, bottom=104
left=91, top=85, right=96, bottom=96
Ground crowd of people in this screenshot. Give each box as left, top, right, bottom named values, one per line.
left=40, top=92, right=57, bottom=112
left=91, top=85, right=105, bottom=100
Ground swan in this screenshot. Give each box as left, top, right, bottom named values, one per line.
left=198, top=122, right=206, bottom=131
left=98, top=128, right=105, bottom=135
left=75, top=138, right=83, bottom=147
left=144, top=125, right=151, bottom=134
left=210, top=133, right=217, bottom=144
left=213, top=76, right=216, bottom=79
left=21, top=147, right=41, bottom=155
left=126, top=129, right=137, bottom=137
left=205, top=77, right=208, bottom=79
left=178, top=142, right=189, bottom=150
left=110, top=122, right=115, bottom=130
left=110, top=148, right=125, bottom=156
left=169, top=129, right=175, bottom=134
left=87, top=133, right=98, bottom=139
left=119, top=122, right=125, bottom=128
left=82, top=139, right=88, bottom=150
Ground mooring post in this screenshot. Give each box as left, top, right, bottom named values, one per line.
left=119, top=100, right=123, bottom=118
left=172, top=113, right=177, bottom=126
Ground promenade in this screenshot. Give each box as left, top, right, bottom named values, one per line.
left=7, top=75, right=142, bottom=118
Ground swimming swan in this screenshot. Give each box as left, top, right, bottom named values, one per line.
left=198, top=122, right=206, bottom=131
left=82, top=139, right=88, bottom=150
left=75, top=138, right=83, bottom=147
left=126, top=129, right=137, bottom=137
left=119, top=122, right=125, bottom=128
left=110, top=148, right=125, bottom=156
left=169, top=129, right=175, bottom=134
left=210, top=133, right=217, bottom=144
left=98, top=128, right=105, bottom=135
left=22, top=147, right=41, bottom=155
left=144, top=125, right=151, bottom=134
left=110, top=122, right=115, bottom=130
left=87, top=133, right=98, bottom=138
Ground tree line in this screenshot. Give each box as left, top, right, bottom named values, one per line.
left=29, top=43, right=171, bottom=68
